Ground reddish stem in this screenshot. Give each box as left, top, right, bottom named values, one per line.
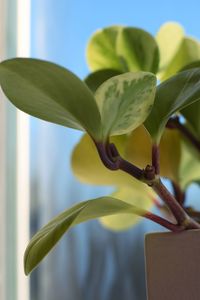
left=144, top=212, right=184, bottom=232
left=152, top=144, right=160, bottom=175
left=94, top=140, right=200, bottom=231
left=152, top=179, right=200, bottom=229
left=171, top=181, right=185, bottom=205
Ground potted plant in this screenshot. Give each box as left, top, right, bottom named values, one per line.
left=1, top=22, right=200, bottom=299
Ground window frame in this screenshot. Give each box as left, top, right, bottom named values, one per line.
left=0, top=0, right=31, bottom=299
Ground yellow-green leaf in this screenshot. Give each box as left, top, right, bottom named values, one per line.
left=100, top=187, right=153, bottom=231
left=86, top=26, right=124, bottom=72
left=117, top=27, right=159, bottom=73
left=161, top=37, right=200, bottom=80
left=156, top=22, right=185, bottom=77
left=71, top=133, right=138, bottom=187
left=125, top=126, right=181, bottom=182
left=24, top=197, right=151, bottom=275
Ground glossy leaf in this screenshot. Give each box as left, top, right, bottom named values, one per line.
left=156, top=22, right=185, bottom=77
left=95, top=72, right=156, bottom=139
left=100, top=187, right=153, bottom=231
left=117, top=27, right=159, bottom=73
left=161, top=37, right=200, bottom=80
left=24, top=197, right=149, bottom=274
left=86, top=26, right=124, bottom=72
left=84, top=69, right=121, bottom=93
left=145, top=68, right=200, bottom=143
left=0, top=58, right=102, bottom=140
left=125, top=126, right=181, bottom=182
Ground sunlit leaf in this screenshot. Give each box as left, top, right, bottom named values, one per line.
left=161, top=37, right=200, bottom=80
left=24, top=197, right=150, bottom=274
left=71, top=133, right=141, bottom=187
left=145, top=68, right=200, bottom=143
left=84, top=69, right=121, bottom=93
left=125, top=126, right=181, bottom=182
left=100, top=187, right=153, bottom=231
left=0, top=58, right=102, bottom=140
left=117, top=27, right=159, bottom=73
left=95, top=72, right=156, bottom=139
left=86, top=26, right=125, bottom=72
left=156, top=22, right=185, bottom=77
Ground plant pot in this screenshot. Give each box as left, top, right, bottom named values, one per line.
left=145, top=229, right=200, bottom=300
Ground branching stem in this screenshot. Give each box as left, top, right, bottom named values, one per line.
left=94, top=140, right=200, bottom=231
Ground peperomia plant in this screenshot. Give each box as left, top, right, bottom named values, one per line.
left=1, top=21, right=200, bottom=275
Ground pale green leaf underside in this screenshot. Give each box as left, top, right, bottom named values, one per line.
left=24, top=197, right=148, bottom=275
left=117, top=27, right=159, bottom=74
left=71, top=133, right=155, bottom=193
left=95, top=72, right=156, bottom=139
left=100, top=187, right=153, bottom=231
left=156, top=22, right=185, bottom=76
left=0, top=58, right=102, bottom=140
left=86, top=26, right=125, bottom=72
left=145, top=68, right=200, bottom=143
left=161, top=37, right=200, bottom=81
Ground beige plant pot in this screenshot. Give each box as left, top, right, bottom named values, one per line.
left=145, top=229, right=200, bottom=300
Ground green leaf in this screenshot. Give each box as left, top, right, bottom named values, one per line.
left=71, top=133, right=155, bottom=202
left=179, top=139, right=200, bottom=189
left=181, top=104, right=200, bottom=140
left=24, top=197, right=149, bottom=275
left=95, top=72, right=156, bottom=139
left=145, top=68, right=200, bottom=143
left=179, top=60, right=200, bottom=72
left=125, top=126, right=181, bottom=182
left=156, top=22, right=185, bottom=76
left=86, top=26, right=125, bottom=72
left=84, top=69, right=122, bottom=93
left=100, top=187, right=153, bottom=231
left=161, top=37, right=200, bottom=80
left=117, top=27, right=159, bottom=73
left=71, top=133, right=140, bottom=187
left=0, top=58, right=102, bottom=140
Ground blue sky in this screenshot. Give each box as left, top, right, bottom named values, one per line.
left=31, top=0, right=200, bottom=78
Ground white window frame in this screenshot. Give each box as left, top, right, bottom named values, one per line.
left=0, top=0, right=31, bottom=299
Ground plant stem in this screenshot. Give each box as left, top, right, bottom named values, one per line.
left=152, top=179, right=200, bottom=229
left=167, top=117, right=200, bottom=152
left=171, top=181, right=185, bottom=205
left=152, top=144, right=160, bottom=175
left=95, top=141, right=144, bottom=179
left=144, top=212, right=184, bottom=232
left=94, top=140, right=200, bottom=230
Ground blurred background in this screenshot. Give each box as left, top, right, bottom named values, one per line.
left=0, top=0, right=200, bottom=299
